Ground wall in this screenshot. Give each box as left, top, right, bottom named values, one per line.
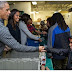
left=31, top=11, right=53, bottom=21
left=64, top=12, right=72, bottom=35
left=9, top=2, right=31, bottom=15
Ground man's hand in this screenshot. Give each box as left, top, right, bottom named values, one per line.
left=4, top=45, right=11, bottom=51
left=39, top=46, right=46, bottom=52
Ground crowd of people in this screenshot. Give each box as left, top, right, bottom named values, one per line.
left=0, top=1, right=72, bottom=70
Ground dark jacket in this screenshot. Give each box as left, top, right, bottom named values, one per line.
left=47, top=23, right=70, bottom=59
left=7, top=23, right=21, bottom=43
left=46, top=47, right=72, bottom=69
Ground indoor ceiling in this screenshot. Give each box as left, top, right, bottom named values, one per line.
left=31, top=1, right=72, bottom=12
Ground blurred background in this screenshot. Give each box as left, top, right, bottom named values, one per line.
left=4, top=1, right=72, bottom=35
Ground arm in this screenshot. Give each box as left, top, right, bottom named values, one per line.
left=19, top=21, right=39, bottom=40
left=47, top=27, right=55, bottom=57
left=0, top=24, right=39, bottom=52
left=45, top=46, right=69, bottom=56
left=35, top=30, right=47, bottom=35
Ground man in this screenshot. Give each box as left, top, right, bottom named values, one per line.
left=0, top=1, right=45, bottom=58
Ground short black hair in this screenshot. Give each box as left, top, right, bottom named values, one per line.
left=69, top=36, right=72, bottom=39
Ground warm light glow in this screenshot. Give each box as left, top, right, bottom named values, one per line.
left=36, top=12, right=39, bottom=13
left=58, top=10, right=62, bottom=12
left=32, top=2, right=37, bottom=5
left=30, top=12, right=34, bottom=14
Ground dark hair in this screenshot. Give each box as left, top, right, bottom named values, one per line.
left=52, top=12, right=68, bottom=31
left=20, top=13, right=30, bottom=24
left=47, top=17, right=53, bottom=27
left=69, top=36, right=72, bottom=41
left=8, top=9, right=19, bottom=30
left=40, top=21, right=45, bottom=25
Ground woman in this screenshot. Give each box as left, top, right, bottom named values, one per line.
left=19, top=13, right=42, bottom=45
left=5, top=10, right=45, bottom=57
left=41, top=17, right=54, bottom=70
left=7, top=9, right=21, bottom=43
left=47, top=13, right=70, bottom=70
left=27, top=18, right=47, bottom=35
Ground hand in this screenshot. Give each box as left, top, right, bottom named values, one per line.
left=4, top=45, right=11, bottom=51
left=38, top=38, right=42, bottom=42
left=4, top=48, right=8, bottom=51
left=42, top=31, right=47, bottom=35
left=39, top=46, right=46, bottom=52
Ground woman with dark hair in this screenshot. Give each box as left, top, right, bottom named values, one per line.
left=7, top=9, right=21, bottom=43
left=47, top=13, right=70, bottom=70
left=5, top=10, right=45, bottom=57
left=46, top=17, right=53, bottom=28
left=19, top=13, right=42, bottom=45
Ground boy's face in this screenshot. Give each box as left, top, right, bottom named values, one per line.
left=69, top=39, right=72, bottom=50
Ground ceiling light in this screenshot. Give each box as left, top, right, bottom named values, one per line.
left=54, top=11, right=58, bottom=13
left=32, top=2, right=37, bottom=5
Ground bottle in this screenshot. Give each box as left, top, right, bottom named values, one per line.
left=41, top=52, right=46, bottom=66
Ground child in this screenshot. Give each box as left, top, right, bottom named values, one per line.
left=45, top=36, right=72, bottom=70
left=66, top=36, right=72, bottom=69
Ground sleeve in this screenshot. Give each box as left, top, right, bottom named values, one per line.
left=47, top=28, right=55, bottom=48
left=47, top=27, right=54, bottom=57
left=19, top=21, right=39, bottom=40
left=45, top=46, right=69, bottom=56
left=0, top=25, right=39, bottom=52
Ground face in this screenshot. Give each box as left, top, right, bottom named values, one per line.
left=14, top=12, right=20, bottom=23
left=47, top=21, right=50, bottom=27
left=0, top=3, right=10, bottom=20
left=69, top=39, right=72, bottom=50
left=27, top=19, right=32, bottom=25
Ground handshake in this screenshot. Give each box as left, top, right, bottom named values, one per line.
left=39, top=46, right=47, bottom=52
left=39, top=46, right=69, bottom=56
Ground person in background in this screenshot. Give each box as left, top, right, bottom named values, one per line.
left=19, top=13, right=42, bottom=45
left=47, top=13, right=70, bottom=70
left=0, top=1, right=45, bottom=58
left=41, top=18, right=54, bottom=70
left=7, top=9, right=21, bottom=44
left=27, top=18, right=47, bottom=35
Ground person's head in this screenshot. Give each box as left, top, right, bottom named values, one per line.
left=52, top=12, right=68, bottom=31
left=0, top=1, right=10, bottom=20
left=46, top=17, right=52, bottom=27
left=40, top=20, right=48, bottom=31
left=69, top=36, right=72, bottom=49
left=40, top=21, right=45, bottom=26
left=20, top=13, right=30, bottom=24
left=8, top=9, right=20, bottom=30
left=27, top=18, right=32, bottom=25
left=8, top=9, right=20, bottom=23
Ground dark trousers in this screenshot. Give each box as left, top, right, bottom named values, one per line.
left=52, top=57, right=68, bottom=70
